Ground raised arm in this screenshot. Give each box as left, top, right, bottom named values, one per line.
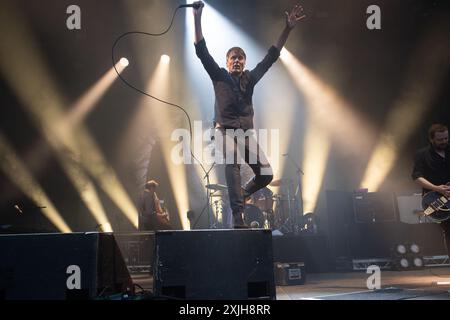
left=274, top=4, right=306, bottom=51
left=193, top=1, right=204, bottom=44
left=250, top=4, right=306, bottom=84
left=192, top=1, right=222, bottom=80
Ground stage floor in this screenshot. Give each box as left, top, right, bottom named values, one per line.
left=131, top=267, right=450, bottom=300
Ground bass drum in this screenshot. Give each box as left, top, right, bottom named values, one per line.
left=244, top=204, right=265, bottom=229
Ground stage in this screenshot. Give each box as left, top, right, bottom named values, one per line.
left=132, top=267, right=450, bottom=300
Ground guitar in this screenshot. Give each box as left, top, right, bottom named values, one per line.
left=155, top=209, right=170, bottom=225
left=141, top=192, right=170, bottom=226
left=422, top=182, right=450, bottom=223
left=155, top=196, right=170, bottom=225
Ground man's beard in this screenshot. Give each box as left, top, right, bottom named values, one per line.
left=433, top=143, right=448, bottom=151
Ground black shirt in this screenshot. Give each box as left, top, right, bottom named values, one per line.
left=195, top=38, right=280, bottom=130
left=411, top=145, right=450, bottom=193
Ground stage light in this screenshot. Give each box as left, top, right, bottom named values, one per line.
left=0, top=133, right=71, bottom=233
left=396, top=244, right=406, bottom=255
left=0, top=3, right=139, bottom=231
left=301, top=117, right=330, bottom=214
left=413, top=257, right=424, bottom=268
left=65, top=61, right=128, bottom=128
left=0, top=2, right=115, bottom=231
left=399, top=258, right=409, bottom=269
left=119, top=57, right=129, bottom=67
left=360, top=19, right=449, bottom=191
left=410, top=243, right=420, bottom=254
left=118, top=49, right=190, bottom=229
left=99, top=223, right=113, bottom=232
left=392, top=243, right=425, bottom=271
left=74, top=130, right=139, bottom=229
left=280, top=48, right=378, bottom=214
left=161, top=55, right=171, bottom=64
left=280, top=48, right=376, bottom=158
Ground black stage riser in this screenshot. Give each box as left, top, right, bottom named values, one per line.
left=0, top=233, right=132, bottom=300
left=153, top=229, right=276, bottom=300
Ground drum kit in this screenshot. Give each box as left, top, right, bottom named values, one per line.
left=206, top=178, right=301, bottom=230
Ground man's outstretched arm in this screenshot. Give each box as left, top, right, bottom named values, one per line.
left=251, top=4, right=306, bottom=84
left=193, top=1, right=204, bottom=44
left=193, top=1, right=221, bottom=80
left=275, top=4, right=306, bottom=51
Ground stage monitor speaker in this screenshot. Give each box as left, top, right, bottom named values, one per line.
left=0, top=232, right=132, bottom=300
left=153, top=230, right=276, bottom=300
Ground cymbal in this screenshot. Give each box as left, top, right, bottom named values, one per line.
left=205, top=184, right=228, bottom=191
left=269, top=179, right=289, bottom=187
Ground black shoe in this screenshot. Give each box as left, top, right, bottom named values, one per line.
left=233, top=212, right=249, bottom=229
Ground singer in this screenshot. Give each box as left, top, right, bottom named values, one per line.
left=193, top=1, right=306, bottom=228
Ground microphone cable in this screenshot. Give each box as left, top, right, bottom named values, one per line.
left=111, top=5, right=210, bottom=175
left=112, top=5, right=219, bottom=228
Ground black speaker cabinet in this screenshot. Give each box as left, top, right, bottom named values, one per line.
left=0, top=232, right=132, bottom=300
left=353, top=192, right=398, bottom=223
left=153, top=230, right=276, bottom=300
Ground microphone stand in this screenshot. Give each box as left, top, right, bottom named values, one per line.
left=284, top=154, right=304, bottom=234
left=203, top=163, right=216, bottom=228
left=191, top=124, right=218, bottom=230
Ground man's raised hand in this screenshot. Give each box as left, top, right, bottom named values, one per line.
left=193, top=1, right=204, bottom=18
left=285, top=4, right=306, bottom=29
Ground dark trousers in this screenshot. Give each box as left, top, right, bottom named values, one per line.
left=216, top=129, right=273, bottom=216
left=441, top=219, right=450, bottom=256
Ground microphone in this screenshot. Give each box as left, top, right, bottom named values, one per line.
left=179, top=2, right=204, bottom=9
left=14, top=205, right=23, bottom=214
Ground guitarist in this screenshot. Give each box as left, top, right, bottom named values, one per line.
left=139, top=180, right=172, bottom=231
left=412, top=123, right=450, bottom=253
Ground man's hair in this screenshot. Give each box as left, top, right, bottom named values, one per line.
left=226, top=47, right=246, bottom=60
left=428, top=123, right=448, bottom=140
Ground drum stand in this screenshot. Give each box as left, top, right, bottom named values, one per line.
left=282, top=153, right=305, bottom=234
left=203, top=164, right=219, bottom=229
